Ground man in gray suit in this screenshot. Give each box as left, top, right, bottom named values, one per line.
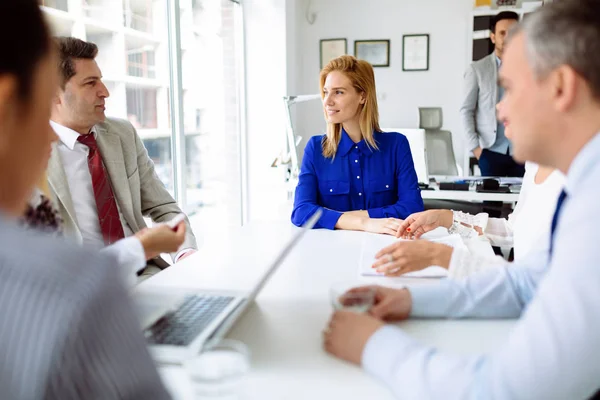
left=0, top=1, right=170, bottom=397
left=48, top=37, right=197, bottom=278
left=461, top=11, right=525, bottom=177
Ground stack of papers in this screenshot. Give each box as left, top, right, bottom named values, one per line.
left=359, top=227, right=467, bottom=278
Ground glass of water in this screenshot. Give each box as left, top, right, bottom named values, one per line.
left=330, top=282, right=376, bottom=313
left=183, top=339, right=250, bottom=399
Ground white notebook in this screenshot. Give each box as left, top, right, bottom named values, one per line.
left=358, top=227, right=467, bottom=278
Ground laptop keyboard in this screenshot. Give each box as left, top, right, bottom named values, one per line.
left=144, top=295, right=234, bottom=347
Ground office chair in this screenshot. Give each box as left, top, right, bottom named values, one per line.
left=418, top=107, right=460, bottom=176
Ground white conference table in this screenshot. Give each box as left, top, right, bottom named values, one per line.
left=138, top=223, right=517, bottom=399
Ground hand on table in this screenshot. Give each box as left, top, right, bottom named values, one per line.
left=323, top=310, right=384, bottom=365
left=372, top=241, right=453, bottom=276
left=323, top=286, right=412, bottom=364
left=363, top=217, right=403, bottom=236
left=396, top=210, right=453, bottom=239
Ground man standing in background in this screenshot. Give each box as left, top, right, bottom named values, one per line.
left=461, top=11, right=524, bottom=177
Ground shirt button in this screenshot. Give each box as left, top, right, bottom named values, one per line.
left=355, top=146, right=358, bottom=149
left=329, top=189, right=333, bottom=192
left=358, top=192, right=362, bottom=196
left=386, top=184, right=389, bottom=188
left=354, top=160, right=358, bottom=163
left=357, top=176, right=360, bottom=179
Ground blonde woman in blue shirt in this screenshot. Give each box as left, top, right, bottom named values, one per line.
left=292, top=55, right=424, bottom=234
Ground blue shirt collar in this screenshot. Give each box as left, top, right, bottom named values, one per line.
left=564, top=131, right=600, bottom=196
left=495, top=55, right=501, bottom=68
left=337, top=128, right=373, bottom=157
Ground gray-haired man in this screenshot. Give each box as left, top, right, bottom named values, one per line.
left=324, top=1, right=600, bottom=398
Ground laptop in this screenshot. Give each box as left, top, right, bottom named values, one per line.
left=134, top=210, right=322, bottom=365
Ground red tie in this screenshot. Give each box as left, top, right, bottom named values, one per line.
left=77, top=133, right=125, bottom=245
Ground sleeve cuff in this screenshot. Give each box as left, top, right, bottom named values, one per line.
left=468, top=139, right=481, bottom=152
left=318, top=208, right=343, bottom=230
left=102, top=237, right=146, bottom=287
left=367, top=207, right=385, bottom=219
left=408, top=281, right=455, bottom=317
left=362, top=325, right=415, bottom=383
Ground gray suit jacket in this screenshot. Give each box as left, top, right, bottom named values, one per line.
left=0, top=217, right=170, bottom=399
left=47, top=117, right=197, bottom=269
left=460, top=53, right=499, bottom=152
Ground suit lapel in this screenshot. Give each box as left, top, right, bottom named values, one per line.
left=95, top=124, right=139, bottom=232
left=490, top=54, right=498, bottom=105
left=47, top=144, right=80, bottom=233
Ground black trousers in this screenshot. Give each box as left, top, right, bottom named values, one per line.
left=478, top=148, right=525, bottom=177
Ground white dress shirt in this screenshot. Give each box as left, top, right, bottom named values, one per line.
left=51, top=120, right=136, bottom=249
left=362, top=132, right=600, bottom=399
left=51, top=121, right=145, bottom=281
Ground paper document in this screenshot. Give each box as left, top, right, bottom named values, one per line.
left=359, top=227, right=467, bottom=278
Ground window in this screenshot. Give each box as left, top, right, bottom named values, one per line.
left=41, top=0, right=245, bottom=239
left=127, top=48, right=156, bottom=79
left=41, top=0, right=69, bottom=12
left=179, top=0, right=244, bottom=235
left=126, top=87, right=158, bottom=129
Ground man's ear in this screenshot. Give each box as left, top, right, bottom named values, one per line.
left=53, top=86, right=64, bottom=106
left=552, top=65, right=579, bottom=113
left=490, top=31, right=496, bottom=45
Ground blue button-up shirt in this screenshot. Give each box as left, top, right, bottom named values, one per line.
left=291, top=130, right=424, bottom=229
left=362, top=131, right=600, bottom=399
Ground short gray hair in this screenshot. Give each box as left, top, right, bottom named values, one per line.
left=508, top=0, right=600, bottom=100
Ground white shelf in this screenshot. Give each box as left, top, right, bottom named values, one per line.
left=40, top=5, right=74, bottom=20
left=83, top=20, right=120, bottom=35
left=123, top=28, right=161, bottom=47
left=41, top=6, right=76, bottom=36
left=122, top=75, right=168, bottom=88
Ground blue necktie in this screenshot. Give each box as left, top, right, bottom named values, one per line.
left=549, top=190, right=568, bottom=257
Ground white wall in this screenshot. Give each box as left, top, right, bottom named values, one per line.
left=293, top=0, right=473, bottom=167
left=243, top=0, right=296, bottom=222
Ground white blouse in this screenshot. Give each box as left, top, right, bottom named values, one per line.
left=448, top=163, right=565, bottom=279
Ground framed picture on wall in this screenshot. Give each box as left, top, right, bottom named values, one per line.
left=354, top=40, right=390, bottom=67
left=320, top=38, right=347, bottom=69
left=402, top=34, right=429, bottom=71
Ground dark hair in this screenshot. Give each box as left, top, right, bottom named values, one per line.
left=492, top=11, right=519, bottom=33
left=0, top=0, right=51, bottom=100
left=55, top=37, right=98, bottom=88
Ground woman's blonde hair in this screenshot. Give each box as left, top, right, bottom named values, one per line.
left=319, top=55, right=381, bottom=158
